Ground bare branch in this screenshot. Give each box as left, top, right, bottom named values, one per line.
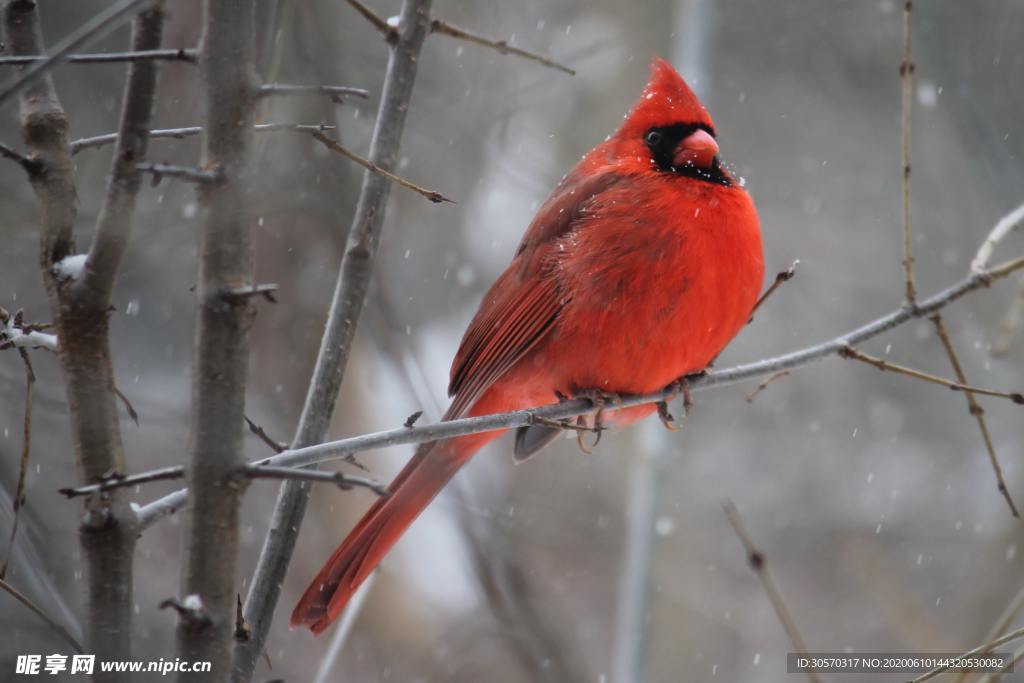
left=0, top=48, right=197, bottom=66
left=0, top=0, right=159, bottom=108
left=0, top=343, right=34, bottom=579
left=900, top=0, right=916, bottom=304
left=244, top=415, right=286, bottom=453
left=972, top=203, right=1024, bottom=274
left=749, top=259, right=798, bottom=322
left=344, top=0, right=395, bottom=40
left=429, top=18, right=576, bottom=75
left=0, top=576, right=83, bottom=654
left=71, top=122, right=336, bottom=155
left=136, top=162, right=225, bottom=185
left=955, top=584, right=1024, bottom=683
left=723, top=501, right=821, bottom=683
left=235, top=0, right=435, bottom=677
left=838, top=345, right=1024, bottom=404
left=910, top=626, right=1024, bottom=683
left=59, top=466, right=185, bottom=498
left=930, top=313, right=1019, bottom=517
left=244, top=465, right=387, bottom=497
left=0, top=310, right=58, bottom=351
left=744, top=370, right=791, bottom=403
left=0, top=140, right=44, bottom=174
left=220, top=283, right=278, bottom=304
left=257, top=83, right=369, bottom=101
left=83, top=0, right=165, bottom=320
left=121, top=252, right=1024, bottom=497
left=309, top=129, right=453, bottom=203
left=135, top=489, right=188, bottom=531
left=175, top=0, right=258, bottom=673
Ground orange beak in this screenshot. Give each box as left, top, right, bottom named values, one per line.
left=673, top=128, right=719, bottom=170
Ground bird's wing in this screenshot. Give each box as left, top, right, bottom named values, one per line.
left=445, top=169, right=625, bottom=420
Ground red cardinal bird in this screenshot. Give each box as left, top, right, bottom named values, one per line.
left=292, top=57, right=764, bottom=634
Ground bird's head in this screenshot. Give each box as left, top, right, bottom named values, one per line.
left=610, top=57, right=728, bottom=185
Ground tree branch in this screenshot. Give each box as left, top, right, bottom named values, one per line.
left=748, top=259, right=798, bottom=322
left=0, top=139, right=44, bottom=174
left=136, top=162, right=225, bottom=185
left=245, top=466, right=387, bottom=497
left=174, top=0, right=257, bottom=676
left=0, top=0, right=159, bottom=108
left=910, top=626, right=1024, bottom=683
left=972, top=202, right=1024, bottom=274
left=0, top=576, right=83, bottom=654
left=3, top=0, right=139, bottom=672
left=82, top=1, right=165, bottom=323
left=0, top=340, right=34, bottom=579
left=309, top=129, right=452, bottom=203
left=0, top=47, right=197, bottom=66
left=900, top=0, right=916, bottom=304
left=119, top=251, right=1024, bottom=523
left=234, top=0, right=434, bottom=678
left=723, top=501, right=821, bottom=683
left=929, top=313, right=1020, bottom=516
left=838, top=345, right=1024, bottom=404
left=429, top=18, right=576, bottom=75
left=70, top=122, right=335, bottom=155
left=257, top=83, right=369, bottom=101
left=59, top=466, right=185, bottom=498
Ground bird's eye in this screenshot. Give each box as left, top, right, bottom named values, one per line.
left=645, top=130, right=663, bottom=147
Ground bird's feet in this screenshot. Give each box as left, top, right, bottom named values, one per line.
left=656, top=371, right=705, bottom=431
left=558, top=388, right=622, bottom=454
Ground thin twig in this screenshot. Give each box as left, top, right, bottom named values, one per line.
left=220, top=283, right=279, bottom=304
left=71, top=122, right=336, bottom=155
left=0, top=140, right=44, bottom=174
left=120, top=253, right=1024, bottom=491
left=900, top=0, right=916, bottom=304
left=745, top=370, right=791, bottom=403
left=234, top=1, right=435, bottom=677
left=954, top=584, right=1024, bottom=683
left=0, top=48, right=197, bottom=66
left=244, top=416, right=286, bottom=453
left=309, top=129, right=453, bottom=203
left=344, top=0, right=395, bottom=40
left=257, top=83, right=369, bottom=101
left=839, top=345, right=1024, bottom=404
left=909, top=626, right=1024, bottom=683
left=929, top=313, right=1019, bottom=517
left=749, top=260, right=798, bottom=322
left=0, top=346, right=34, bottom=579
left=972, top=203, right=1024, bottom=274
left=0, top=577, right=83, bottom=653
left=112, top=385, right=139, bottom=425
left=59, top=466, right=185, bottom=498
left=0, top=0, right=160, bottom=108
left=244, top=465, right=387, bottom=497
left=429, top=18, right=576, bottom=75
left=723, top=501, right=821, bottom=683
left=976, top=643, right=1024, bottom=683
left=136, top=162, right=225, bottom=185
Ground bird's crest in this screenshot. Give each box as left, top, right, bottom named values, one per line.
left=619, top=57, right=715, bottom=136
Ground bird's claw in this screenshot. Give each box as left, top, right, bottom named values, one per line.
left=568, top=388, right=620, bottom=454
left=656, top=401, right=680, bottom=431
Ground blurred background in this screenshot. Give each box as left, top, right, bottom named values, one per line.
left=2, top=0, right=1024, bottom=681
